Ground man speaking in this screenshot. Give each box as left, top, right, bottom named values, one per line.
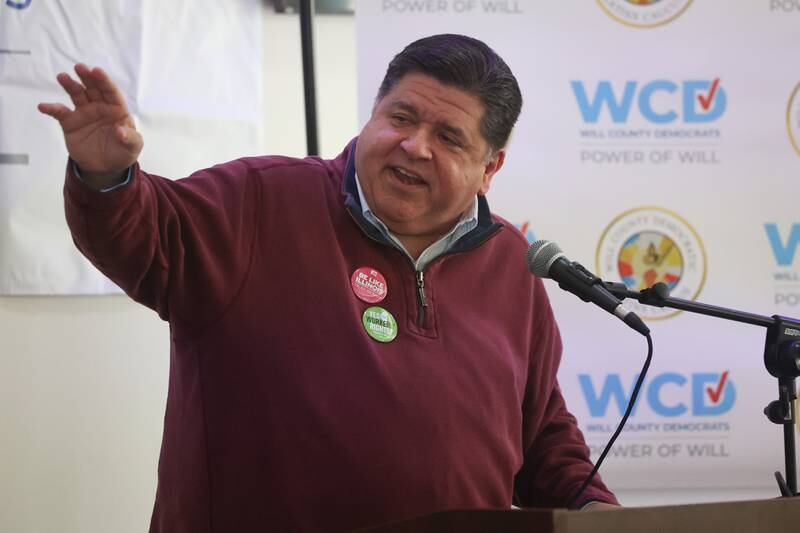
left=39, top=34, right=616, bottom=532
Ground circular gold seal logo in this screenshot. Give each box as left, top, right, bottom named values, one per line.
left=596, top=0, right=693, bottom=28
left=596, top=206, right=707, bottom=320
left=788, top=82, right=800, bottom=157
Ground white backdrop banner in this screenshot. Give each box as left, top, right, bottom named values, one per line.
left=0, top=0, right=263, bottom=294
left=357, top=0, right=800, bottom=491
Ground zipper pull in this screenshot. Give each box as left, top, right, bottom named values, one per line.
left=416, top=270, right=428, bottom=309
left=416, top=270, right=428, bottom=327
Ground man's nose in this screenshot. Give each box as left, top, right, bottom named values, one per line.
left=400, top=129, right=433, bottom=160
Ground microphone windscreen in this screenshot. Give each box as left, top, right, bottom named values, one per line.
left=526, top=240, right=563, bottom=278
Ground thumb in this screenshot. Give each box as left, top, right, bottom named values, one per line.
left=116, top=124, right=144, bottom=152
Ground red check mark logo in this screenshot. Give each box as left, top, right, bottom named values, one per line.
left=706, top=371, right=729, bottom=404
left=697, top=78, right=721, bottom=111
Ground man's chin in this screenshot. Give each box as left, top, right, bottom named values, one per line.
left=377, top=216, right=424, bottom=237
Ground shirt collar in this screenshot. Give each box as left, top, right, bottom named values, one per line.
left=354, top=172, right=479, bottom=270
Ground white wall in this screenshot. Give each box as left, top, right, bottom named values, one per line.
left=0, top=9, right=779, bottom=533
left=262, top=11, right=358, bottom=158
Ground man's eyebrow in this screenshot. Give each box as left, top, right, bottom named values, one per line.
left=389, top=100, right=470, bottom=144
left=388, top=100, right=418, bottom=116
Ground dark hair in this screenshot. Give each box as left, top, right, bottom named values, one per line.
left=376, top=34, right=522, bottom=153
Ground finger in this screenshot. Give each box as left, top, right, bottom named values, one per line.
left=56, top=72, right=89, bottom=106
left=74, top=63, right=103, bottom=103
left=92, top=66, right=129, bottom=108
left=38, top=102, right=73, bottom=121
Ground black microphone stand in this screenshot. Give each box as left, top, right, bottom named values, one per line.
left=603, top=281, right=799, bottom=498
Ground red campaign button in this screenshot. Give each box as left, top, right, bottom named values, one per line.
left=350, top=267, right=388, bottom=303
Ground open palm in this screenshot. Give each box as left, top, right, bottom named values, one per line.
left=38, top=64, right=143, bottom=181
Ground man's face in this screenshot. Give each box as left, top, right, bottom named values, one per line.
left=355, top=72, right=505, bottom=244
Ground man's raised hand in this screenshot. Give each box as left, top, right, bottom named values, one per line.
left=38, top=64, right=143, bottom=189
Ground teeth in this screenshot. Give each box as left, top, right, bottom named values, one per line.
left=394, top=167, right=422, bottom=180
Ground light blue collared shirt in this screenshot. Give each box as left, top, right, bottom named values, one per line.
left=355, top=172, right=478, bottom=271
left=72, top=162, right=132, bottom=192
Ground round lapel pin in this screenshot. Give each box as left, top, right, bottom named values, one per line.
left=362, top=306, right=398, bottom=343
left=351, top=266, right=388, bottom=304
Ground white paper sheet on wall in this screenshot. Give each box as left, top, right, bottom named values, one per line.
left=0, top=0, right=263, bottom=294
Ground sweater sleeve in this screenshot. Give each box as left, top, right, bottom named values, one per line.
left=64, top=159, right=259, bottom=330
left=513, top=291, right=619, bottom=509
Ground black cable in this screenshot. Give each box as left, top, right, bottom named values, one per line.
left=566, top=333, right=654, bottom=509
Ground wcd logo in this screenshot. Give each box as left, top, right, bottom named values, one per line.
left=765, top=223, right=800, bottom=305
left=578, top=372, right=736, bottom=417
left=571, top=79, right=726, bottom=124
left=765, top=223, right=800, bottom=266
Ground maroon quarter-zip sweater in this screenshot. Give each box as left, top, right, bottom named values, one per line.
left=64, top=140, right=616, bottom=533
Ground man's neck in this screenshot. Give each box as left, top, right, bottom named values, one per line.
left=353, top=172, right=479, bottom=268
left=395, top=233, right=439, bottom=261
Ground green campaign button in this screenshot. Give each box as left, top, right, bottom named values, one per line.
left=362, top=306, right=398, bottom=343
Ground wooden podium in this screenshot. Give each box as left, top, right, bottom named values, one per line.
left=355, top=498, right=799, bottom=533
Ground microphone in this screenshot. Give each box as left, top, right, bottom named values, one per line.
left=526, top=240, right=650, bottom=336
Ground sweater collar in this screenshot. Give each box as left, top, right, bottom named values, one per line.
left=341, top=138, right=503, bottom=256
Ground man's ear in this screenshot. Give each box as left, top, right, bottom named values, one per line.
left=479, top=149, right=505, bottom=195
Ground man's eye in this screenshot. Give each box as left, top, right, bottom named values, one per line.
left=391, top=115, right=409, bottom=124
left=440, top=134, right=459, bottom=146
